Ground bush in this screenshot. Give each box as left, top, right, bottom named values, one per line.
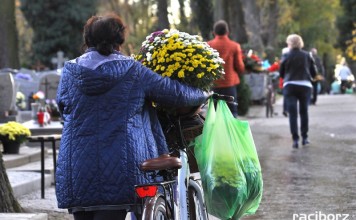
left=237, top=75, right=251, bottom=116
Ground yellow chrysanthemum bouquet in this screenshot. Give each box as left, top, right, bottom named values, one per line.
left=135, top=29, right=224, bottom=91
left=0, top=121, right=31, bottom=144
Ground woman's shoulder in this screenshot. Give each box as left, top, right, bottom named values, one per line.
left=76, top=50, right=136, bottom=70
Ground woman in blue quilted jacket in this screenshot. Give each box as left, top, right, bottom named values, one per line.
left=56, top=13, right=209, bottom=220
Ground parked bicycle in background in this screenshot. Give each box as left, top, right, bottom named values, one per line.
left=265, top=71, right=280, bottom=118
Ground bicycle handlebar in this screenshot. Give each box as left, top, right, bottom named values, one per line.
left=211, top=93, right=235, bottom=102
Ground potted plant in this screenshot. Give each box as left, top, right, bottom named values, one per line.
left=0, top=121, right=31, bottom=154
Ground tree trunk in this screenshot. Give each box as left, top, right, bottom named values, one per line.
left=177, top=0, right=189, bottom=32
left=265, top=0, right=278, bottom=49
left=213, top=0, right=247, bottom=44
left=0, top=0, right=20, bottom=69
left=156, top=0, right=170, bottom=30
left=0, top=152, right=23, bottom=212
left=190, top=0, right=214, bottom=41
left=260, top=0, right=279, bottom=61
left=213, top=0, right=223, bottom=22
left=226, top=0, right=248, bottom=44
left=240, top=0, right=264, bottom=54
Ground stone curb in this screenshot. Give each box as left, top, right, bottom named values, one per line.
left=0, top=213, right=48, bottom=220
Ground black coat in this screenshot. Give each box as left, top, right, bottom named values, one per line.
left=280, top=48, right=316, bottom=82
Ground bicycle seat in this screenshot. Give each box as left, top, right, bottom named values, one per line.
left=141, top=154, right=182, bottom=171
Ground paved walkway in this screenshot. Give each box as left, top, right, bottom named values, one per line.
left=242, top=94, right=356, bottom=219
left=17, top=94, right=356, bottom=220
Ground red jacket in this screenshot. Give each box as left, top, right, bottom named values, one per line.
left=208, top=35, right=245, bottom=87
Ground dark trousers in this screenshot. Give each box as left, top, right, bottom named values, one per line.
left=73, top=210, right=140, bottom=220
left=340, top=80, right=350, bottom=94
left=283, top=84, right=312, bottom=141
left=213, top=86, right=238, bottom=117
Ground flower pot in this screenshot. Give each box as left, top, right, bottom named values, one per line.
left=1, top=139, right=21, bottom=154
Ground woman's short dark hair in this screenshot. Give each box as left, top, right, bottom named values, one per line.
left=83, top=13, right=126, bottom=56
left=213, top=20, right=229, bottom=36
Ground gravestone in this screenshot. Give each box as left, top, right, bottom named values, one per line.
left=0, top=72, right=17, bottom=123
left=14, top=69, right=40, bottom=109
left=38, top=72, right=61, bottom=101
left=51, top=51, right=68, bottom=70
left=13, top=69, right=60, bottom=122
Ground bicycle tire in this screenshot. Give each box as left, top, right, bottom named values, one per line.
left=188, top=180, right=209, bottom=220
left=142, top=196, right=170, bottom=220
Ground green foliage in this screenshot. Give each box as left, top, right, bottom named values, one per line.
left=20, top=0, right=97, bottom=67
left=276, top=0, right=340, bottom=54
left=237, top=75, right=251, bottom=116
left=273, top=0, right=342, bottom=82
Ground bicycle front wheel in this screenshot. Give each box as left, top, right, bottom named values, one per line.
left=188, top=180, right=209, bottom=220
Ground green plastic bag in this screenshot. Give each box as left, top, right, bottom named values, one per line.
left=195, top=99, right=263, bottom=219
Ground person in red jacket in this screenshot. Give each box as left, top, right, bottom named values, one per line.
left=208, top=20, right=245, bottom=117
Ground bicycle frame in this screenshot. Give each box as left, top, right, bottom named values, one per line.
left=133, top=118, right=209, bottom=219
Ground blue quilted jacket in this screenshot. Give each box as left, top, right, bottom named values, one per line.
left=55, top=50, right=207, bottom=209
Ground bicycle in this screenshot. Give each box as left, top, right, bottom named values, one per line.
left=132, top=94, right=234, bottom=219
left=265, top=71, right=279, bottom=118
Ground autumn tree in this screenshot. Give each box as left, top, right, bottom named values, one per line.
left=97, top=0, right=158, bottom=55
left=337, top=0, right=356, bottom=51
left=337, top=0, right=356, bottom=73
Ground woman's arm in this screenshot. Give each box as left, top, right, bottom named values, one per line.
left=138, top=64, right=209, bottom=107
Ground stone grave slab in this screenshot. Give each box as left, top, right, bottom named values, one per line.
left=38, top=72, right=61, bottom=101
left=0, top=72, right=17, bottom=122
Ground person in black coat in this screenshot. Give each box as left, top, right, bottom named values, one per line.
left=310, top=48, right=325, bottom=104
left=279, top=34, right=316, bottom=148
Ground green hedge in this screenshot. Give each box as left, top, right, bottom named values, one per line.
left=237, top=75, right=251, bottom=116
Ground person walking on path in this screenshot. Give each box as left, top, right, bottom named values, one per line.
left=55, top=13, right=209, bottom=220
left=208, top=20, right=245, bottom=117
left=335, top=60, right=354, bottom=94
left=310, top=48, right=325, bottom=104
left=279, top=34, right=316, bottom=148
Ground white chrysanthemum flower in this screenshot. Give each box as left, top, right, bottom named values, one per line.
left=170, top=29, right=179, bottom=34
left=146, top=52, right=152, bottom=61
